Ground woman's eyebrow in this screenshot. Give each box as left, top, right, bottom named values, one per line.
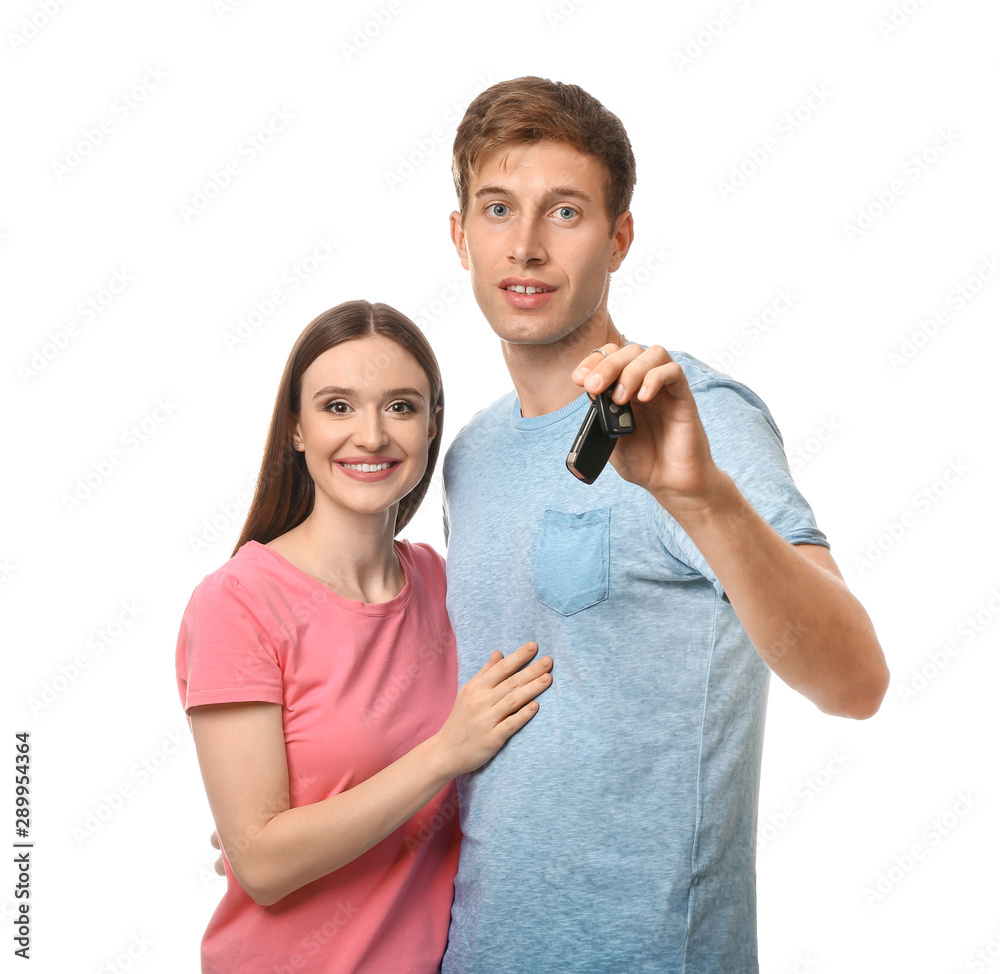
left=311, top=386, right=426, bottom=401
left=383, top=388, right=426, bottom=401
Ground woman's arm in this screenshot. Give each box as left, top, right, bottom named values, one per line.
left=191, top=641, right=551, bottom=906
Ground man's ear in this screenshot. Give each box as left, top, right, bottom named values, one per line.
left=608, top=210, right=634, bottom=274
left=450, top=210, right=470, bottom=270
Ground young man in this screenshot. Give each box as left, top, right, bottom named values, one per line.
left=441, top=77, right=888, bottom=973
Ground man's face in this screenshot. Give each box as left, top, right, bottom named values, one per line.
left=451, top=140, right=632, bottom=351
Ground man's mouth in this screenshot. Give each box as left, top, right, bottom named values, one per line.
left=504, top=285, right=554, bottom=294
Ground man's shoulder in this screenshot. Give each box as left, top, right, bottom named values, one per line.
left=671, top=349, right=759, bottom=395
left=445, top=390, right=517, bottom=458
left=669, top=349, right=778, bottom=432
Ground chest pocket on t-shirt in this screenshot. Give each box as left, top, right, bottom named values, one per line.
left=535, top=508, right=610, bottom=615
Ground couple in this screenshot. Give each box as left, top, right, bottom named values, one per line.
left=176, top=77, right=889, bottom=973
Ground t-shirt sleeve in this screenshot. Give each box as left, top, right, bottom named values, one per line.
left=175, top=570, right=284, bottom=712
left=651, top=358, right=829, bottom=598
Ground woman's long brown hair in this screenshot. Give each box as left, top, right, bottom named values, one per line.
left=231, top=300, right=444, bottom=555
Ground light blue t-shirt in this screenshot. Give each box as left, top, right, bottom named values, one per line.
left=441, top=352, right=828, bottom=974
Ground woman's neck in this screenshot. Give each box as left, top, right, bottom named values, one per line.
left=266, top=504, right=404, bottom=604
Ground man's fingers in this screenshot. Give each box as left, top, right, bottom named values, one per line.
left=600, top=351, right=688, bottom=405
left=573, top=344, right=618, bottom=379
left=210, top=830, right=220, bottom=850
left=630, top=361, right=688, bottom=402
left=580, top=344, right=671, bottom=399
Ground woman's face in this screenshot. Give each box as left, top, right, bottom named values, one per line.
left=292, top=335, right=437, bottom=521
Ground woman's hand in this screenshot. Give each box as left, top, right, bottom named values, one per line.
left=191, top=644, right=551, bottom=905
left=434, top=642, right=552, bottom=776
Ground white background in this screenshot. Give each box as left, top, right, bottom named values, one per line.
left=4, top=0, right=999, bottom=971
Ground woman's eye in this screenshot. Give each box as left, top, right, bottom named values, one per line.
left=388, top=401, right=415, bottom=414
left=489, top=203, right=509, bottom=218
left=325, top=400, right=350, bottom=414
left=556, top=206, right=577, bottom=220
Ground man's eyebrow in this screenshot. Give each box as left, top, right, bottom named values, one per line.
left=472, top=185, right=596, bottom=206
left=473, top=184, right=513, bottom=200
left=544, top=186, right=595, bottom=205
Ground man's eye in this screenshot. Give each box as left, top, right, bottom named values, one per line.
left=489, top=204, right=509, bottom=217
left=556, top=206, right=577, bottom=220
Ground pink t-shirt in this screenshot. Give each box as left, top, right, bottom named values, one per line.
left=176, top=540, right=461, bottom=974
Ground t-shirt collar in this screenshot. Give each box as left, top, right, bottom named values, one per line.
left=511, top=391, right=590, bottom=432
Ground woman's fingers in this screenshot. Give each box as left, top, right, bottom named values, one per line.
left=445, top=643, right=552, bottom=773
left=209, top=830, right=226, bottom=875
left=472, top=648, right=506, bottom=678
left=497, top=665, right=552, bottom=706
left=471, top=641, right=552, bottom=722
left=494, top=699, right=542, bottom=742
left=480, top=641, right=550, bottom=687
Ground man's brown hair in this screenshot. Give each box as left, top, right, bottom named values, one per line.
left=452, top=76, right=636, bottom=234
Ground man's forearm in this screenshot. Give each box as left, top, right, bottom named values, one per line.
left=660, top=471, right=889, bottom=719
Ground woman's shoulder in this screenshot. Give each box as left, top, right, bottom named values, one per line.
left=185, top=542, right=287, bottom=613
left=395, top=539, right=447, bottom=590
left=395, top=538, right=445, bottom=569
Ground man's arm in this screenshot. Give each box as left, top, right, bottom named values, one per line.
left=575, top=343, right=889, bottom=719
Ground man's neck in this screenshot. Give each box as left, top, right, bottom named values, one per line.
left=503, top=317, right=625, bottom=418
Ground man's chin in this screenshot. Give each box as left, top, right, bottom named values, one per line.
left=492, top=325, right=574, bottom=348
left=480, top=298, right=605, bottom=352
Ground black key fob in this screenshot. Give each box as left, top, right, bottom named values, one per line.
left=566, top=391, right=635, bottom=484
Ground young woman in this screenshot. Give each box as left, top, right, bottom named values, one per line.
left=176, top=301, right=552, bottom=973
